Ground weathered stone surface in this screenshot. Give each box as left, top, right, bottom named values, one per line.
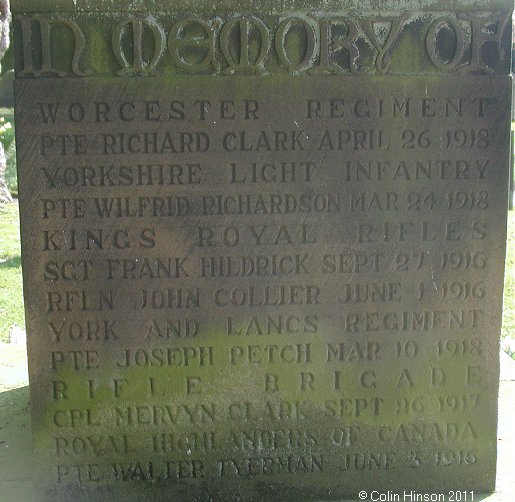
left=12, top=1, right=513, bottom=501
left=10, top=8, right=513, bottom=77
left=8, top=0, right=515, bottom=12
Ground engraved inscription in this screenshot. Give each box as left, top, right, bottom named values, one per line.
left=15, top=69, right=510, bottom=502
left=13, top=11, right=512, bottom=77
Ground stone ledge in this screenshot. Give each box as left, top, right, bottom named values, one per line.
left=10, top=0, right=515, bottom=13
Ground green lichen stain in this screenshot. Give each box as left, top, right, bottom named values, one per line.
left=30, top=319, right=496, bottom=501
left=84, top=21, right=115, bottom=75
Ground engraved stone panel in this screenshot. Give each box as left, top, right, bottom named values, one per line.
left=12, top=1, right=513, bottom=501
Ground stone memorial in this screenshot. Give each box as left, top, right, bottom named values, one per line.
left=11, top=0, right=513, bottom=500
